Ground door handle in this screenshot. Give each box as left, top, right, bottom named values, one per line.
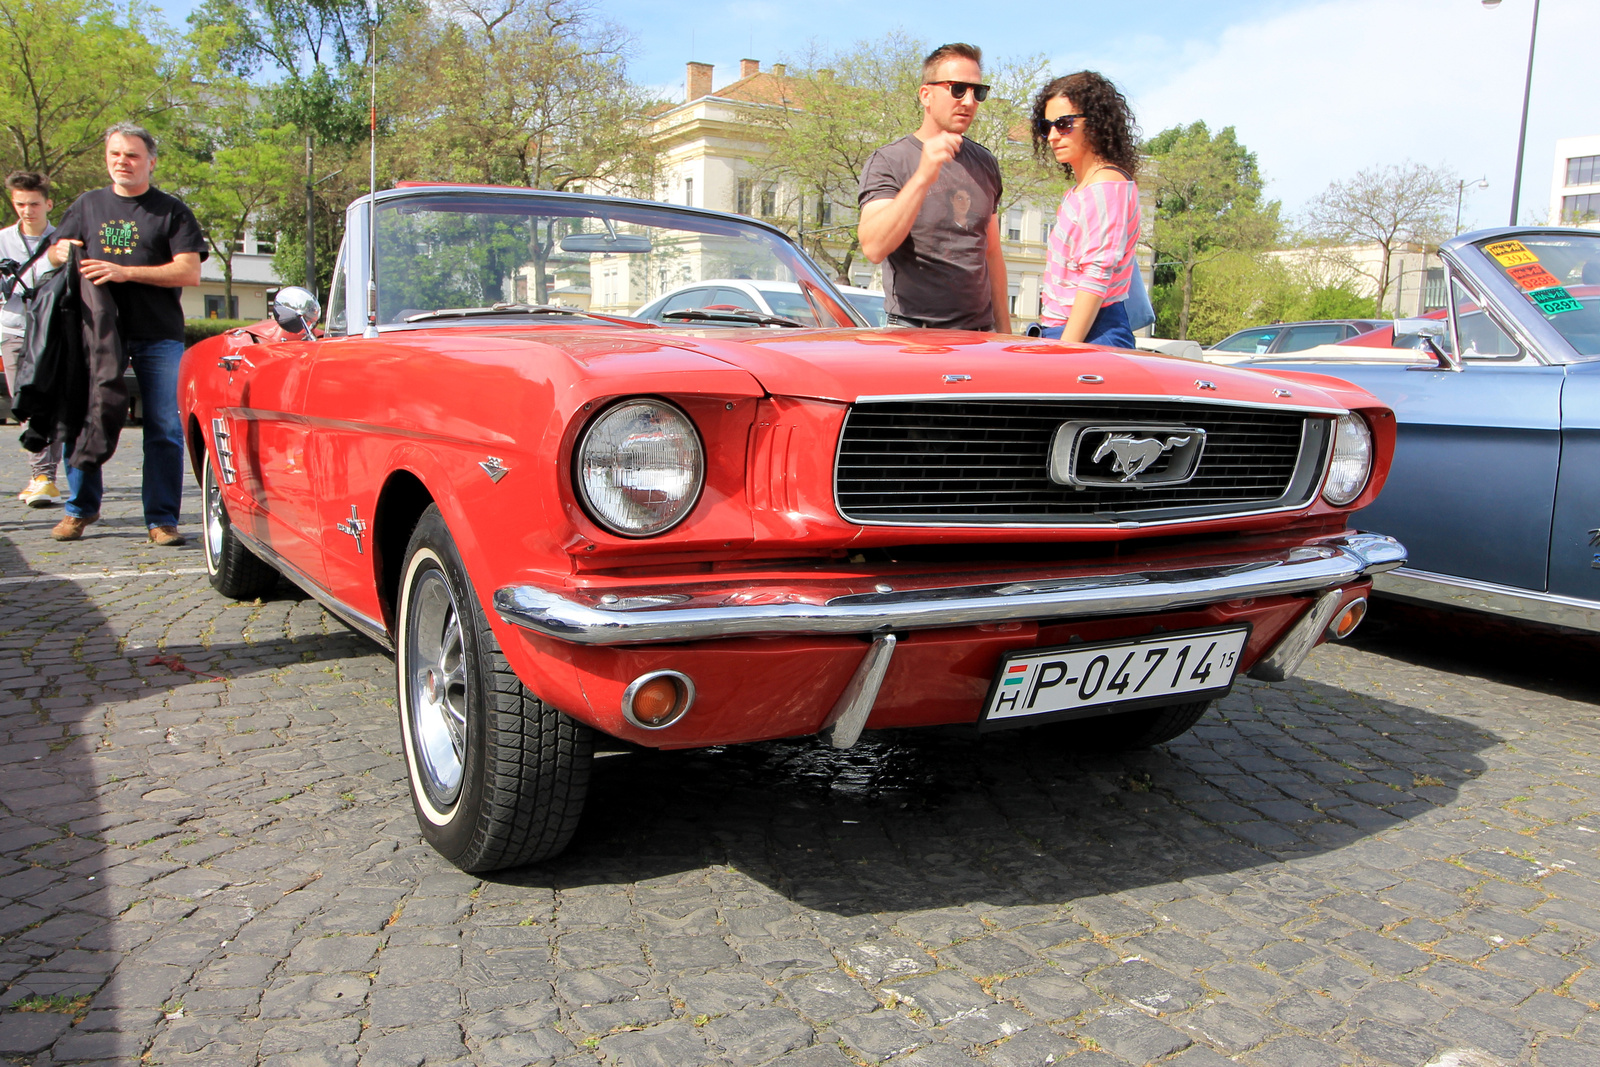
left=217, top=354, right=252, bottom=372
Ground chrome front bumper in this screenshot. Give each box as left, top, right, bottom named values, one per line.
left=494, top=533, right=1406, bottom=646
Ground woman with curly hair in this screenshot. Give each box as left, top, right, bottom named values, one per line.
left=1031, top=71, right=1143, bottom=347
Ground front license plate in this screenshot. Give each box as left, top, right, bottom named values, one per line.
left=981, top=626, right=1249, bottom=728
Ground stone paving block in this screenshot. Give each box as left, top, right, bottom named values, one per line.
left=780, top=969, right=880, bottom=1023
left=1334, top=930, right=1430, bottom=976
left=1089, top=959, right=1205, bottom=1015
left=0, top=1012, right=71, bottom=1057
left=359, top=1020, right=469, bottom=1066
left=1241, top=1034, right=1346, bottom=1067
left=569, top=996, right=674, bottom=1034
left=1533, top=1036, right=1600, bottom=1067
left=702, top=1006, right=814, bottom=1064
left=844, top=937, right=936, bottom=983
left=828, top=1009, right=928, bottom=1059
left=1068, top=898, right=1155, bottom=937
left=599, top=1019, right=713, bottom=1067
left=668, top=971, right=775, bottom=1016
left=1077, top=1010, right=1190, bottom=1062
left=738, top=938, right=836, bottom=978
left=1437, top=1005, right=1532, bottom=1060
left=1183, top=1002, right=1271, bottom=1054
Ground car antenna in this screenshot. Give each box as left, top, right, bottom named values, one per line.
left=363, top=6, right=380, bottom=339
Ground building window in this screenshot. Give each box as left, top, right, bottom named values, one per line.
left=254, top=233, right=275, bottom=255
left=1423, top=268, right=1447, bottom=311
left=1006, top=210, right=1021, bottom=242
left=815, top=197, right=832, bottom=226
left=736, top=178, right=753, bottom=215
left=1567, top=154, right=1600, bottom=187
left=1563, top=193, right=1600, bottom=224
left=1040, top=217, right=1053, bottom=244
left=760, top=187, right=776, bottom=216
left=204, top=294, right=239, bottom=319
left=684, top=177, right=694, bottom=207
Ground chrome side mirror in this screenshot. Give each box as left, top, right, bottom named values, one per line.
left=1394, top=317, right=1461, bottom=372
left=272, top=286, right=321, bottom=338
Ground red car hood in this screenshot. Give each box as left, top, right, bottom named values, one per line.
left=633, top=327, right=1366, bottom=411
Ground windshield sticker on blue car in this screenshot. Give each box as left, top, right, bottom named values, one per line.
left=1486, top=239, right=1539, bottom=267
left=1507, top=262, right=1563, bottom=291
left=1529, top=286, right=1584, bottom=315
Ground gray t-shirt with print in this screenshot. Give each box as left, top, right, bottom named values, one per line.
left=858, top=134, right=1002, bottom=329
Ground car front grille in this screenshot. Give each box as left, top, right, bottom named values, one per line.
left=835, top=399, right=1328, bottom=525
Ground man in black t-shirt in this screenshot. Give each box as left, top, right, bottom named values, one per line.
left=46, top=123, right=206, bottom=544
left=857, top=42, right=1009, bottom=333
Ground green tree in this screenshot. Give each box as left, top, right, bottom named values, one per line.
left=1301, top=161, right=1455, bottom=311
left=382, top=0, right=657, bottom=301
left=0, top=0, right=180, bottom=202
left=1145, top=121, right=1279, bottom=340
left=189, top=0, right=383, bottom=296
left=166, top=93, right=295, bottom=313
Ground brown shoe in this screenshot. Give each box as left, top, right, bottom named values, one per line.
left=51, top=513, right=98, bottom=541
left=148, top=525, right=186, bottom=547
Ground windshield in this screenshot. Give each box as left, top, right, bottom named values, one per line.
left=1475, top=233, right=1600, bottom=357
left=845, top=292, right=887, bottom=327
left=370, top=192, right=857, bottom=329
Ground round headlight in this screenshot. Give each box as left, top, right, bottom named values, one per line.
left=1322, top=414, right=1373, bottom=506
left=577, top=399, right=704, bottom=536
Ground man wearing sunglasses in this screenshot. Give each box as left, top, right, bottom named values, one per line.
left=858, top=42, right=1009, bottom=333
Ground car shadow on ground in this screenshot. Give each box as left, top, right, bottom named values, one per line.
left=489, top=669, right=1498, bottom=916
left=1350, top=596, right=1600, bottom=705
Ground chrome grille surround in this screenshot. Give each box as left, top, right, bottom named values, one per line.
left=834, top=394, right=1338, bottom=527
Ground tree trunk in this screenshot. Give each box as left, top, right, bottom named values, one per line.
left=1179, top=262, right=1195, bottom=340
left=222, top=256, right=233, bottom=318
left=1375, top=243, right=1392, bottom=314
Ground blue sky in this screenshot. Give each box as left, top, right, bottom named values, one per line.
left=153, top=0, right=1600, bottom=230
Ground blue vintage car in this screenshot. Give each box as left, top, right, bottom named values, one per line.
left=1239, top=226, right=1600, bottom=632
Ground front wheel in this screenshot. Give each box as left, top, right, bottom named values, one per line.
left=396, top=505, right=592, bottom=871
left=1066, top=699, right=1213, bottom=752
left=202, top=454, right=277, bottom=600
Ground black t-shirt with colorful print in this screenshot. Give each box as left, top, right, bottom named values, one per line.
left=54, top=186, right=208, bottom=342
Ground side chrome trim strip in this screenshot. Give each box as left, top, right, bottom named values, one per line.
left=1248, top=588, right=1344, bottom=682
left=823, top=634, right=898, bottom=750
left=1373, top=567, right=1600, bottom=634
left=494, top=534, right=1405, bottom=646
left=233, top=528, right=394, bottom=649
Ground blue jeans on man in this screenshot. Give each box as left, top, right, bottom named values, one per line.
left=64, top=337, right=185, bottom=528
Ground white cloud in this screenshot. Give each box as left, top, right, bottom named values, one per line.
left=1065, top=0, right=1600, bottom=230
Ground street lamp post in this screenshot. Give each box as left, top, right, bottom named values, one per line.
left=1455, top=177, right=1489, bottom=235
left=1483, top=0, right=1541, bottom=227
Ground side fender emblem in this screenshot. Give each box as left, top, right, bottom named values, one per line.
left=336, top=505, right=368, bottom=555
left=479, top=457, right=510, bottom=483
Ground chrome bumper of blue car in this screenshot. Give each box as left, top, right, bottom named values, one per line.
left=493, top=533, right=1406, bottom=647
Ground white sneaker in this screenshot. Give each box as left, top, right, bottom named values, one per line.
left=22, top=477, right=60, bottom=508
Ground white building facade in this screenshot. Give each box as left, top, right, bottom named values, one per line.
left=1550, top=135, right=1600, bottom=229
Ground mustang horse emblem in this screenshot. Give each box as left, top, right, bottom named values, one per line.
left=1093, top=434, right=1193, bottom=482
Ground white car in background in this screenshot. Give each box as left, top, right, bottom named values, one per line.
left=635, top=278, right=886, bottom=328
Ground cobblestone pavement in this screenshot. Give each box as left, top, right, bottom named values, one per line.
left=1, top=432, right=1599, bottom=1067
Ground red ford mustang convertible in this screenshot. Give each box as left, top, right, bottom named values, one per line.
left=179, top=185, right=1404, bottom=871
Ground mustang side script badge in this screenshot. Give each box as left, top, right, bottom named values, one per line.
left=1049, top=421, right=1208, bottom=488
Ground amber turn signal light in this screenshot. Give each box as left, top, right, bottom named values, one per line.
left=621, top=670, right=695, bottom=729
left=1329, top=597, right=1368, bottom=640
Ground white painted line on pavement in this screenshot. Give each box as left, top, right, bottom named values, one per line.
left=0, top=567, right=209, bottom=587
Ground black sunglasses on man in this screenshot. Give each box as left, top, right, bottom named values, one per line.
left=924, top=80, right=990, bottom=102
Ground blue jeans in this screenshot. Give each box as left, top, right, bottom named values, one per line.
left=1033, top=301, right=1137, bottom=349
left=65, top=337, right=185, bottom=527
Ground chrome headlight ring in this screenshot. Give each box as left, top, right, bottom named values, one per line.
left=1322, top=413, right=1373, bottom=506
left=575, top=398, right=705, bottom=537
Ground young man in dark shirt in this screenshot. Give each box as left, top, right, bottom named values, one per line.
left=857, top=42, right=1010, bottom=333
left=46, top=123, right=206, bottom=544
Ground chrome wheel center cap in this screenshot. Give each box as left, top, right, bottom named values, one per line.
left=423, top=669, right=440, bottom=704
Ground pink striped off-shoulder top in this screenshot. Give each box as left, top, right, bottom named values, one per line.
left=1038, top=179, right=1141, bottom=325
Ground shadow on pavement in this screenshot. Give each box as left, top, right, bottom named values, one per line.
left=493, top=671, right=1496, bottom=916
left=1352, top=597, right=1600, bottom=705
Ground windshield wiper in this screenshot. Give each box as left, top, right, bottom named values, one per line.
left=660, top=307, right=805, bottom=328
left=404, top=303, right=598, bottom=322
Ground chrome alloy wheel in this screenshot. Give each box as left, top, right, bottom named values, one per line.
left=406, top=568, right=469, bottom=807
left=203, top=463, right=225, bottom=574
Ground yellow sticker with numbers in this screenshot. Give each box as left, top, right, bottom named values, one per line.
left=1485, top=240, right=1539, bottom=267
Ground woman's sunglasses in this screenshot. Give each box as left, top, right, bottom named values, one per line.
left=1037, top=114, right=1086, bottom=136
left=924, top=80, right=991, bottom=102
